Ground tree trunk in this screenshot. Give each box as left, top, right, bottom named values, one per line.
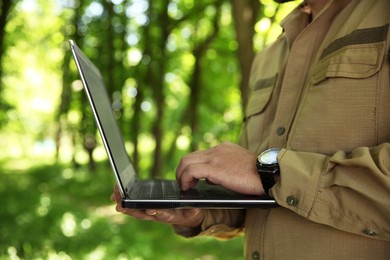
left=0, top=0, right=12, bottom=84
left=231, top=0, right=260, bottom=110
left=188, top=1, right=222, bottom=151
left=150, top=0, right=170, bottom=178
left=55, top=4, right=81, bottom=164
left=0, top=0, right=13, bottom=114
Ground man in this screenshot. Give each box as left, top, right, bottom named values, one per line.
left=113, top=0, right=390, bottom=258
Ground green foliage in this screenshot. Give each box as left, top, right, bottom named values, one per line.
left=0, top=0, right=299, bottom=174
left=0, top=163, right=243, bottom=259
left=0, top=0, right=64, bottom=160
left=53, top=0, right=251, bottom=177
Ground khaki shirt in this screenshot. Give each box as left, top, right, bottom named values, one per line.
left=175, top=0, right=390, bottom=259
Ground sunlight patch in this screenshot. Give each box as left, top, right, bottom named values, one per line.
left=85, top=2, right=104, bottom=17
left=60, top=212, right=77, bottom=237
left=71, top=80, right=83, bottom=92
left=86, top=246, right=107, bottom=260
left=47, top=250, right=72, bottom=260
left=36, top=194, right=51, bottom=217
left=140, top=101, right=152, bottom=112
left=62, top=168, right=74, bottom=179
left=176, top=135, right=190, bottom=150
left=127, top=48, right=142, bottom=66
left=255, top=17, right=271, bottom=33
left=7, top=246, right=20, bottom=260
left=81, top=218, right=92, bottom=230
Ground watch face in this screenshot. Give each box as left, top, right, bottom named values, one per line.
left=258, top=148, right=280, bottom=165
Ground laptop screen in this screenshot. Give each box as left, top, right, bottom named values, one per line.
left=70, top=40, right=135, bottom=196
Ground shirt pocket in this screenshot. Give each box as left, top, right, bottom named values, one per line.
left=245, top=87, right=273, bottom=118
left=311, top=41, right=386, bottom=85
left=290, top=38, right=387, bottom=153
left=242, top=76, right=276, bottom=152
left=311, top=23, right=388, bottom=85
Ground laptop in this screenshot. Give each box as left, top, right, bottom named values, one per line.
left=69, top=40, right=276, bottom=208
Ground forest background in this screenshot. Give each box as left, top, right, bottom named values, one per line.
left=0, top=0, right=297, bottom=259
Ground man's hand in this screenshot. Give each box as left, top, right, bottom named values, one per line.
left=176, top=142, right=265, bottom=195
left=111, top=142, right=263, bottom=228
left=111, top=184, right=204, bottom=228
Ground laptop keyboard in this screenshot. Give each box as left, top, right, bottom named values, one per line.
left=128, top=179, right=243, bottom=200
left=129, top=180, right=181, bottom=199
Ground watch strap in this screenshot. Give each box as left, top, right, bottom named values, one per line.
left=256, top=164, right=279, bottom=195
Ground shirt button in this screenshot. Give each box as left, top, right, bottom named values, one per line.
left=276, top=127, right=285, bottom=135
left=252, top=251, right=260, bottom=260
left=286, top=196, right=299, bottom=206
left=363, top=229, right=377, bottom=236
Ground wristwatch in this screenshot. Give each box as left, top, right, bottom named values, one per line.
left=256, top=148, right=281, bottom=195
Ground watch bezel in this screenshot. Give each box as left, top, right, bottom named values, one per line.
left=257, top=148, right=281, bottom=166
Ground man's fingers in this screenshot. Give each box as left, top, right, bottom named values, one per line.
left=152, top=210, right=176, bottom=223
left=148, top=209, right=203, bottom=227
left=117, top=208, right=159, bottom=221
left=130, top=209, right=177, bottom=223
left=112, top=184, right=122, bottom=203
left=180, top=164, right=215, bottom=191
left=176, top=151, right=210, bottom=181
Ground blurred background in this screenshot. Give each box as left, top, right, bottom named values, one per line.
left=0, top=0, right=297, bottom=259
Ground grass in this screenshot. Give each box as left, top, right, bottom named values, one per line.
left=0, top=162, right=244, bottom=259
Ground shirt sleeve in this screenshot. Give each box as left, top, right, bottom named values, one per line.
left=271, top=143, right=390, bottom=241
left=173, top=209, right=245, bottom=239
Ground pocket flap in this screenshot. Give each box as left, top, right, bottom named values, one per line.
left=245, top=87, right=273, bottom=118
left=312, top=41, right=386, bottom=85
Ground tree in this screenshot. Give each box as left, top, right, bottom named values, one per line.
left=231, top=0, right=260, bottom=110
left=0, top=0, right=17, bottom=128
left=0, top=0, right=14, bottom=84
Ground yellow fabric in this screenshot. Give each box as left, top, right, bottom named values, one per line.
left=245, top=208, right=390, bottom=260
